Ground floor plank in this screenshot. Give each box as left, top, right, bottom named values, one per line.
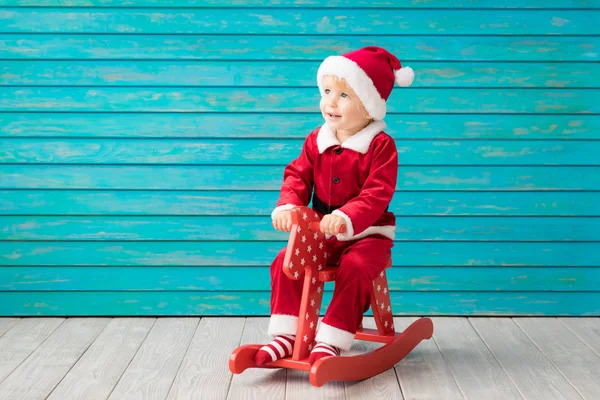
left=343, top=317, right=403, bottom=400
left=0, top=318, right=65, bottom=384
left=47, top=318, right=156, bottom=400
left=430, top=317, right=523, bottom=400
left=107, top=317, right=198, bottom=400
left=515, top=317, right=600, bottom=400
left=559, top=318, right=600, bottom=357
left=0, top=318, right=109, bottom=400
left=394, top=317, right=464, bottom=400
left=227, top=317, right=286, bottom=400
left=0, top=319, right=20, bottom=337
left=471, top=317, right=582, bottom=400
left=167, top=317, right=245, bottom=400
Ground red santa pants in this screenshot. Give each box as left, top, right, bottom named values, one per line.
left=267, top=234, right=393, bottom=351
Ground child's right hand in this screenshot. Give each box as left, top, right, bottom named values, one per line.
left=272, top=211, right=292, bottom=232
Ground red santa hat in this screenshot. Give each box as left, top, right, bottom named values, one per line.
left=317, top=46, right=414, bottom=121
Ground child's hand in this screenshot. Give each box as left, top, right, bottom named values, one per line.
left=273, top=210, right=292, bottom=232
left=320, top=214, right=346, bottom=236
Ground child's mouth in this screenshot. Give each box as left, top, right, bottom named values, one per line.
left=327, top=113, right=341, bottom=120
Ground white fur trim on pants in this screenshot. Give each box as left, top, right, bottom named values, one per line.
left=315, top=322, right=355, bottom=351
left=268, top=314, right=298, bottom=337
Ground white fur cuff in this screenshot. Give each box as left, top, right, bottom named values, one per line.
left=271, top=204, right=297, bottom=220
left=315, top=322, right=355, bottom=351
left=331, top=209, right=354, bottom=240
left=268, top=314, right=299, bottom=337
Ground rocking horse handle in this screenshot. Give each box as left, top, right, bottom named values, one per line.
left=309, top=221, right=347, bottom=234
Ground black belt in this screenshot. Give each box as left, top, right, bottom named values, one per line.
left=312, top=193, right=388, bottom=214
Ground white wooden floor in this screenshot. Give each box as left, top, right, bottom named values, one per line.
left=0, top=317, right=598, bottom=400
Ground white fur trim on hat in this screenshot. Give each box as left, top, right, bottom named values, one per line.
left=318, top=56, right=387, bottom=121
left=396, top=67, right=414, bottom=87
left=268, top=314, right=298, bottom=337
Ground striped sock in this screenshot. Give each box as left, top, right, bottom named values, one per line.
left=254, top=335, right=296, bottom=366
left=308, top=342, right=341, bottom=365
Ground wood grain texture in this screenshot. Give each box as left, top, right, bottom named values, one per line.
left=0, top=318, right=64, bottom=383
left=514, top=318, right=600, bottom=400
left=3, top=216, right=599, bottom=241
left=2, top=35, right=597, bottom=61
left=3, top=165, right=599, bottom=191
left=2, top=242, right=600, bottom=267
left=227, top=317, right=286, bottom=400
left=0, top=318, right=109, bottom=400
left=343, top=317, right=404, bottom=400
left=1, top=87, right=597, bottom=114
left=430, top=317, right=523, bottom=400
left=0, top=319, right=19, bottom=337
left=393, top=317, right=464, bottom=400
left=106, top=318, right=198, bottom=400
left=4, top=61, right=598, bottom=88
left=1, top=0, right=597, bottom=8
left=3, top=139, right=600, bottom=165
left=166, top=317, right=245, bottom=400
left=1, top=292, right=599, bottom=317
left=2, top=190, right=598, bottom=216
left=1, top=266, right=597, bottom=292
left=46, top=318, right=156, bottom=400
left=2, top=114, right=599, bottom=140
left=470, top=317, right=583, bottom=400
left=559, top=318, right=600, bottom=357
left=1, top=9, right=595, bottom=35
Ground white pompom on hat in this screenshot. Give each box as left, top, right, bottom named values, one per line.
left=317, top=46, right=414, bottom=121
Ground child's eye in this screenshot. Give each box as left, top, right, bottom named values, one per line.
left=341, top=93, right=349, bottom=98
left=324, top=89, right=331, bottom=94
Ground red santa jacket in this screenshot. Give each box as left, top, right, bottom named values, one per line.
left=271, top=120, right=398, bottom=241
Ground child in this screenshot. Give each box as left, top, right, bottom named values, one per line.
left=255, top=46, right=414, bottom=366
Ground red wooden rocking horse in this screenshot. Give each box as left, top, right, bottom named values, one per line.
left=230, top=206, right=434, bottom=387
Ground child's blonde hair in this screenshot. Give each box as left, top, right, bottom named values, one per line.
left=322, top=75, right=372, bottom=122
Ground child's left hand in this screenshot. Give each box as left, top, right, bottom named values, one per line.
left=320, top=214, right=346, bottom=236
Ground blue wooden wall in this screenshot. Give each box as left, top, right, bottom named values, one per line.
left=0, top=0, right=599, bottom=316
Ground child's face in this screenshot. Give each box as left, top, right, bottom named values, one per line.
left=320, top=76, right=371, bottom=135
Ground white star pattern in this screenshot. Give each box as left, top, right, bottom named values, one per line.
left=310, top=321, right=315, bottom=329
left=311, top=299, right=315, bottom=307
left=381, top=303, right=385, bottom=310
left=297, top=226, right=301, bottom=233
left=301, top=258, right=305, bottom=265
left=302, top=235, right=306, bottom=243
left=377, top=285, right=381, bottom=292
left=308, top=344, right=313, bottom=351
left=313, top=255, right=317, bottom=262
left=314, top=232, right=318, bottom=240
left=387, top=305, right=391, bottom=312
left=319, top=243, right=324, bottom=249
left=307, top=245, right=312, bottom=253
left=289, top=262, right=293, bottom=269
left=312, top=277, right=316, bottom=285
left=384, top=321, right=389, bottom=328
left=294, top=272, right=299, bottom=279
left=380, top=271, right=384, bottom=278
left=306, top=312, right=309, bottom=320
left=383, top=287, right=388, bottom=294
left=317, top=287, right=322, bottom=294
left=303, top=335, right=308, bottom=342
left=295, top=248, right=300, bottom=256
left=303, top=212, right=308, bottom=220
left=318, top=264, right=322, bottom=271
left=324, top=253, right=328, bottom=259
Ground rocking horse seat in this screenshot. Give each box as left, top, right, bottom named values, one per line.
left=318, top=259, right=392, bottom=282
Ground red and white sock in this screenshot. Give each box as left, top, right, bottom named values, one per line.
left=254, top=335, right=296, bottom=366
left=308, top=342, right=341, bottom=365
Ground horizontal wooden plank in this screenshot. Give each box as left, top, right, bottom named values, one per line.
left=2, top=190, right=599, bottom=217
left=1, top=35, right=598, bottom=62
left=2, top=138, right=599, bottom=165
left=3, top=114, right=599, bottom=140
left=2, top=216, right=599, bottom=241
left=2, top=165, right=598, bottom=190
left=0, top=9, right=595, bottom=35
left=1, top=242, right=599, bottom=266
left=1, top=0, right=597, bottom=8
left=1, top=291, right=598, bottom=316
left=1, top=88, right=596, bottom=114
left=3, top=61, right=598, bottom=88
left=2, top=266, right=596, bottom=292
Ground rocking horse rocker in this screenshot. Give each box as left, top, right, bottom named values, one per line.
left=230, top=206, right=434, bottom=387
